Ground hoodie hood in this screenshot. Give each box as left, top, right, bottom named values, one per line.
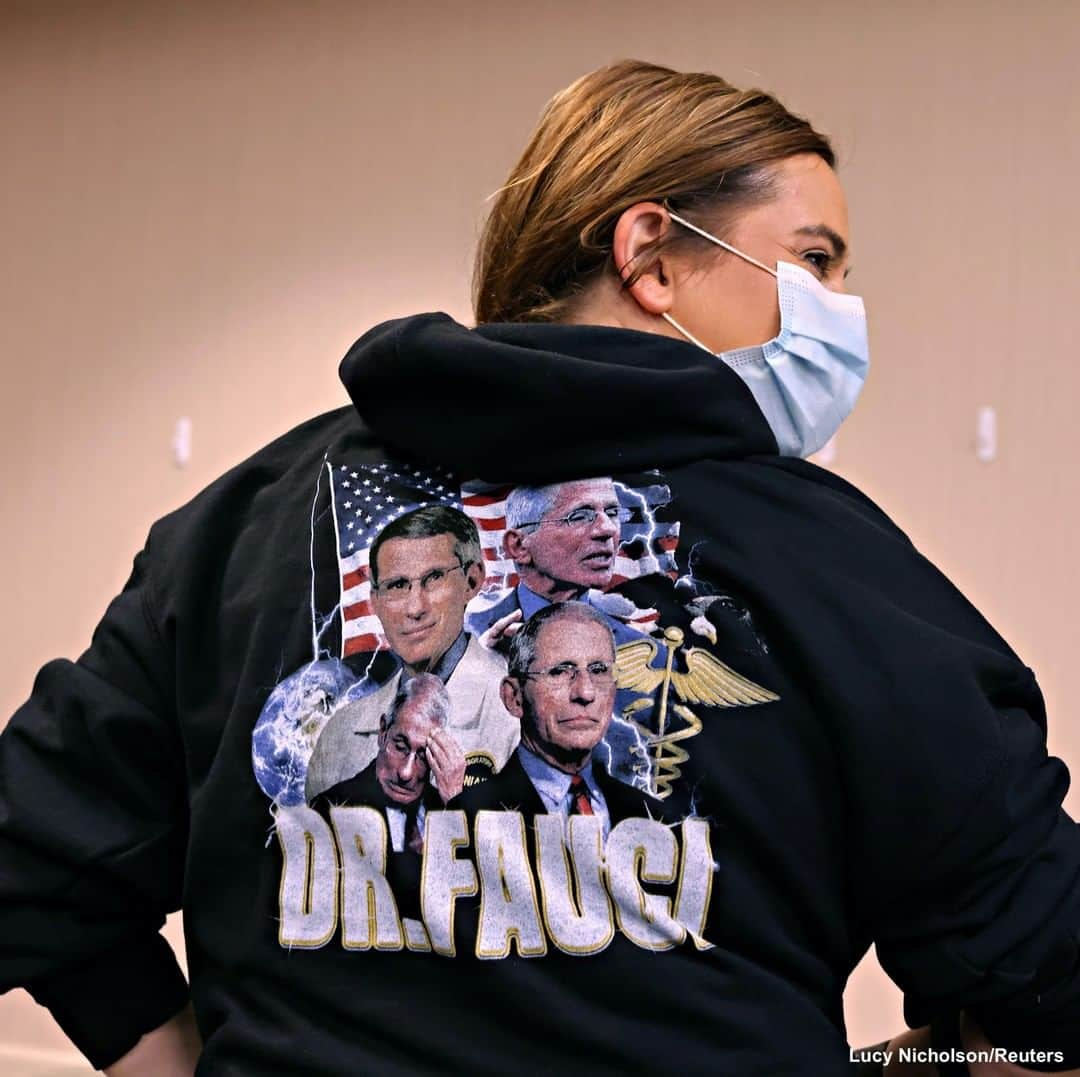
left=339, top=312, right=777, bottom=482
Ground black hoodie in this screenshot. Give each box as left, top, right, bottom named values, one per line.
left=2, top=313, right=1078, bottom=1075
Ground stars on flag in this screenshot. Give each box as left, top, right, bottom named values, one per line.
left=331, top=460, right=462, bottom=559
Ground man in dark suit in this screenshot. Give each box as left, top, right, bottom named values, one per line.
left=313, top=673, right=465, bottom=853
left=453, top=601, right=662, bottom=834
left=313, top=673, right=465, bottom=922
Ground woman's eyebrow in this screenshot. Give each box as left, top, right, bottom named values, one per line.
left=793, top=224, right=848, bottom=261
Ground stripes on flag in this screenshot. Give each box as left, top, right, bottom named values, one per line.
left=328, top=460, right=463, bottom=657
left=460, top=484, right=520, bottom=596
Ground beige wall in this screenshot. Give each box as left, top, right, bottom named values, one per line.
left=2, top=0, right=1077, bottom=1067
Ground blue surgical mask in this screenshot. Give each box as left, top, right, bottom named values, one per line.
left=662, top=210, right=869, bottom=458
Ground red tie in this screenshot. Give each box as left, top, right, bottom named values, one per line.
left=405, top=810, right=424, bottom=855
left=569, top=774, right=593, bottom=816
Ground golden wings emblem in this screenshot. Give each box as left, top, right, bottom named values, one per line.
left=616, top=627, right=779, bottom=798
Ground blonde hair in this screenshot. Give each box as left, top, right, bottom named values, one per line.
left=473, top=60, right=834, bottom=325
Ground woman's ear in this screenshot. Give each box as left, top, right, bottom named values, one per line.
left=612, top=202, right=677, bottom=316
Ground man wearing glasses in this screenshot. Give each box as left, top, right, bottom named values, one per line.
left=305, top=505, right=519, bottom=800
left=453, top=602, right=662, bottom=827
left=466, top=477, right=644, bottom=651
left=311, top=674, right=461, bottom=842
left=310, top=674, right=459, bottom=921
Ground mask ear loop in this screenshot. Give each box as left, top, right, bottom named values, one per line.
left=652, top=210, right=781, bottom=356
left=660, top=311, right=714, bottom=353
left=666, top=209, right=778, bottom=278
left=660, top=208, right=780, bottom=354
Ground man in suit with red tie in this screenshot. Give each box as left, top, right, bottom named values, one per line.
left=313, top=673, right=465, bottom=848
left=453, top=601, right=661, bottom=831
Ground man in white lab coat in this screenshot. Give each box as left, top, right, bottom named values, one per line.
left=305, top=504, right=519, bottom=800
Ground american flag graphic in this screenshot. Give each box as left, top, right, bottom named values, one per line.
left=459, top=478, right=680, bottom=593
left=330, top=461, right=463, bottom=656
left=459, top=477, right=680, bottom=633
left=329, top=462, right=681, bottom=657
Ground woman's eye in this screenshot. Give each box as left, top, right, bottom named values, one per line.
left=803, top=250, right=832, bottom=275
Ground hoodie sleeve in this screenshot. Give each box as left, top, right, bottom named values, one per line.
left=864, top=667, right=1080, bottom=1068
left=792, top=499, right=1080, bottom=1066
left=0, top=529, right=190, bottom=1070
left=720, top=458, right=1080, bottom=1067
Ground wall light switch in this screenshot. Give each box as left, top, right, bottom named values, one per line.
left=976, top=406, right=996, bottom=463
left=173, top=417, right=192, bottom=467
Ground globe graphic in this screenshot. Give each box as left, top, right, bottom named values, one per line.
left=251, top=658, right=363, bottom=806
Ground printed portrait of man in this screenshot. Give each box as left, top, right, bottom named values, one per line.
left=311, top=674, right=463, bottom=850
left=465, top=478, right=646, bottom=652
left=305, top=504, right=519, bottom=800
left=452, top=601, right=662, bottom=832
left=311, top=675, right=461, bottom=921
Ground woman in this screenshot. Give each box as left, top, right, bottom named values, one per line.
left=1, top=61, right=1077, bottom=1077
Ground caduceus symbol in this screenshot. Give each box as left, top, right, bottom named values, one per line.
left=615, top=627, right=780, bottom=798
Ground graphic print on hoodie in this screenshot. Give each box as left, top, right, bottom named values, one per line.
left=251, top=458, right=780, bottom=959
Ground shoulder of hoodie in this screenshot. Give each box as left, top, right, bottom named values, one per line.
left=141, top=403, right=362, bottom=572
left=696, top=452, right=967, bottom=617
left=699, top=454, right=1029, bottom=670
left=697, top=453, right=915, bottom=551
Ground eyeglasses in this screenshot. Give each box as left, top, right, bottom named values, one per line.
left=385, top=733, right=427, bottom=769
left=372, top=562, right=466, bottom=604
left=523, top=661, right=616, bottom=688
left=517, top=506, right=632, bottom=530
